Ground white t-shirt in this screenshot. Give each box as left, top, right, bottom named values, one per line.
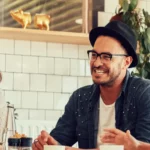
left=97, top=96, right=116, bottom=146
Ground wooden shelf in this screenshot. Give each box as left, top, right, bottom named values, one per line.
left=0, top=27, right=90, bottom=45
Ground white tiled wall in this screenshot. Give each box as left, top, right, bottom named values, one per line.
left=0, top=39, right=93, bottom=120
left=98, top=0, right=149, bottom=26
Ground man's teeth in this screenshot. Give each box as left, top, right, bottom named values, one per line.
left=95, top=70, right=105, bottom=73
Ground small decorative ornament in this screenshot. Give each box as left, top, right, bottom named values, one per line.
left=34, top=14, right=51, bottom=30
left=10, top=9, right=31, bottom=29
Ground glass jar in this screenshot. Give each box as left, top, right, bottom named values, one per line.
left=8, top=138, right=20, bottom=150
left=20, top=137, right=32, bottom=150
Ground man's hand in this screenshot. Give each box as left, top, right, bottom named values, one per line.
left=100, top=128, right=140, bottom=150
left=100, top=128, right=126, bottom=145
left=124, top=130, right=140, bottom=150
left=32, top=130, right=59, bottom=150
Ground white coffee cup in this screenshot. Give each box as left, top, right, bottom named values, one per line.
left=100, top=145, right=124, bottom=150
left=44, top=145, right=65, bottom=150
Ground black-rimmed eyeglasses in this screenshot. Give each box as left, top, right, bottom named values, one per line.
left=87, top=50, right=128, bottom=63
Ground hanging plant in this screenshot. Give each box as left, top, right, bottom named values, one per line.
left=111, top=0, right=150, bottom=79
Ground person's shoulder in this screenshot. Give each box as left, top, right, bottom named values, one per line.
left=129, top=75, right=150, bottom=89
left=131, top=75, right=150, bottom=83
left=67, top=84, right=95, bottom=103
left=73, top=84, right=96, bottom=95
left=76, top=84, right=95, bottom=92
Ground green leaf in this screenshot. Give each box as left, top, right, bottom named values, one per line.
left=142, top=68, right=148, bottom=78
left=128, top=0, right=138, bottom=11
left=136, top=63, right=143, bottom=68
left=145, top=62, right=150, bottom=72
left=138, top=54, right=144, bottom=63
left=131, top=72, right=140, bottom=77
left=146, top=28, right=150, bottom=41
left=143, top=10, right=150, bottom=27
left=143, top=28, right=150, bottom=53
left=122, top=0, right=129, bottom=13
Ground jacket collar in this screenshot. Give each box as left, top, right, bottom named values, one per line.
left=122, top=70, right=131, bottom=94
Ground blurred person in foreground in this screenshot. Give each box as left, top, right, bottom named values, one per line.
left=0, top=72, right=7, bottom=126
left=0, top=72, right=8, bottom=142
left=32, top=21, right=150, bottom=150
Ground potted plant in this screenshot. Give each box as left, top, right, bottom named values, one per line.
left=111, top=0, right=150, bottom=79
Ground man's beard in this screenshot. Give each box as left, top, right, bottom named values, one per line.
left=92, top=66, right=122, bottom=87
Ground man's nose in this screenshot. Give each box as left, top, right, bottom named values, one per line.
left=93, top=56, right=103, bottom=66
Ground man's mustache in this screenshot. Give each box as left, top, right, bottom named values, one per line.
left=92, top=66, right=107, bottom=71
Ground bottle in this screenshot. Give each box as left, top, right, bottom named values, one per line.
left=20, top=137, right=32, bottom=150
left=8, top=138, right=20, bottom=150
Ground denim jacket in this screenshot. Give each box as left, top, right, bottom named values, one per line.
left=50, top=71, right=150, bottom=148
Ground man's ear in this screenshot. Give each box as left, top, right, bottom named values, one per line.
left=123, top=56, right=133, bottom=69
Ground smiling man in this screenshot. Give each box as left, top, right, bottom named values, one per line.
left=32, top=21, right=150, bottom=150
left=88, top=35, right=133, bottom=145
